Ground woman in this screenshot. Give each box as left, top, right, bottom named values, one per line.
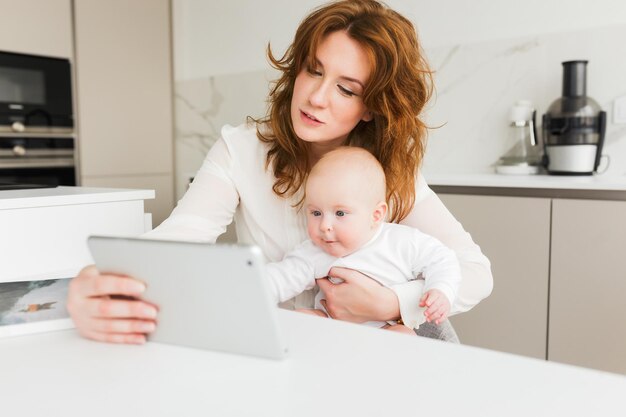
left=68, top=0, right=492, bottom=344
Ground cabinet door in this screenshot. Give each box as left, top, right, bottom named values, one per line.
left=549, top=199, right=626, bottom=374
left=74, top=0, right=174, bottom=225
left=439, top=194, right=551, bottom=359
left=0, top=0, right=73, bottom=58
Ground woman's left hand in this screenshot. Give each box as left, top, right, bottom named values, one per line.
left=316, top=266, right=400, bottom=323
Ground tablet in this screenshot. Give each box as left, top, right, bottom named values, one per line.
left=87, top=236, right=288, bottom=360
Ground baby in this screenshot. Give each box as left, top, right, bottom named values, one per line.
left=265, top=147, right=461, bottom=334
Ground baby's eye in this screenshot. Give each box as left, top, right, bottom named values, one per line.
left=311, top=210, right=322, bottom=217
left=335, top=210, right=346, bottom=217
left=337, top=85, right=356, bottom=97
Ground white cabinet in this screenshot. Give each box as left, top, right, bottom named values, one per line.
left=73, top=0, right=174, bottom=226
left=0, top=187, right=153, bottom=338
left=0, top=187, right=153, bottom=281
left=440, top=194, right=551, bottom=359
left=0, top=0, right=73, bottom=58
left=549, top=199, right=626, bottom=374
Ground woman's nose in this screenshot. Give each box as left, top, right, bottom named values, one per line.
left=309, top=80, right=330, bottom=108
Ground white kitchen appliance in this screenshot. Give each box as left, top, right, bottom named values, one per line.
left=495, top=100, right=543, bottom=175
left=542, top=60, right=606, bottom=175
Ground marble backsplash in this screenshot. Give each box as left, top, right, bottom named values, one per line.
left=174, top=24, right=626, bottom=199
left=173, top=69, right=276, bottom=197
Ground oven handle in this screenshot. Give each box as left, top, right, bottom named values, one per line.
left=0, top=126, right=75, bottom=136
left=0, top=158, right=75, bottom=168
left=0, top=149, right=74, bottom=157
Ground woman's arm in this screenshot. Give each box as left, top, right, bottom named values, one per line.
left=145, top=137, right=239, bottom=241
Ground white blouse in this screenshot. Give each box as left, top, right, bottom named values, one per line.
left=146, top=123, right=493, bottom=325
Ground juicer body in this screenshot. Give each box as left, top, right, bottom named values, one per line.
left=542, top=60, right=606, bottom=175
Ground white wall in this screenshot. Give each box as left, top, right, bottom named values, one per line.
left=172, top=0, right=626, bottom=192
left=174, top=0, right=626, bottom=79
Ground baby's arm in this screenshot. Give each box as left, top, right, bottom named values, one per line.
left=410, top=230, right=462, bottom=323
left=419, top=289, right=450, bottom=325
left=265, top=241, right=317, bottom=304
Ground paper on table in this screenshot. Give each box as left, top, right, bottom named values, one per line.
left=0, top=269, right=77, bottom=338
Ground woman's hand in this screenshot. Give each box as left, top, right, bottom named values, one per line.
left=316, top=266, right=400, bottom=323
left=67, top=265, right=158, bottom=344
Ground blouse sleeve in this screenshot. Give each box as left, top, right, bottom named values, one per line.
left=143, top=137, right=239, bottom=242
left=265, top=241, right=318, bottom=304
left=395, top=172, right=493, bottom=318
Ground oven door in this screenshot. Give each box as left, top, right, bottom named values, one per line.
left=0, top=136, right=76, bottom=187
left=0, top=51, right=73, bottom=133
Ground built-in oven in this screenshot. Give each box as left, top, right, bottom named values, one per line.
left=0, top=51, right=76, bottom=190
left=0, top=136, right=76, bottom=189
left=0, top=50, right=73, bottom=134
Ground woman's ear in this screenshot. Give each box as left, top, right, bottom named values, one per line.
left=372, top=201, right=388, bottom=225
left=361, top=110, right=373, bottom=122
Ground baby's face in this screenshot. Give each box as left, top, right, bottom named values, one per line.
left=304, top=173, right=379, bottom=258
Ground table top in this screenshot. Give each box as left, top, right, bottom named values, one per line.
left=2, top=309, right=625, bottom=416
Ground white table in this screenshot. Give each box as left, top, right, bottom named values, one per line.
left=1, top=309, right=625, bottom=416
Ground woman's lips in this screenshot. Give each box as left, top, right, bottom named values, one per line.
left=300, top=110, right=323, bottom=126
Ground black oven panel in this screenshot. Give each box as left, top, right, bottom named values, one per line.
left=0, top=137, right=76, bottom=187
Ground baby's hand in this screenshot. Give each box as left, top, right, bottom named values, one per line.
left=419, top=289, right=450, bottom=325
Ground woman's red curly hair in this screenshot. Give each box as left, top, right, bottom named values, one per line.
left=255, top=0, right=433, bottom=222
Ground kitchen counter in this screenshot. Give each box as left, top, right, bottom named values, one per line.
left=1, top=309, right=625, bottom=416
left=0, top=186, right=155, bottom=210
left=426, top=173, right=626, bottom=199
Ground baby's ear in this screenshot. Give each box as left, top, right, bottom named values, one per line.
left=372, top=201, right=388, bottom=225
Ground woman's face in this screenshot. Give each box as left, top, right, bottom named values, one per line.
left=290, top=31, right=373, bottom=152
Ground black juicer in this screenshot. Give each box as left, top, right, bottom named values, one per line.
left=542, top=60, right=606, bottom=175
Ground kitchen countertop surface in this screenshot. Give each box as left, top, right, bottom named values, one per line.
left=425, top=173, right=626, bottom=199
left=0, top=186, right=155, bottom=210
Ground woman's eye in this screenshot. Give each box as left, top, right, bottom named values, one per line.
left=337, top=85, right=356, bottom=97
left=307, top=66, right=322, bottom=76
left=336, top=210, right=346, bottom=217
